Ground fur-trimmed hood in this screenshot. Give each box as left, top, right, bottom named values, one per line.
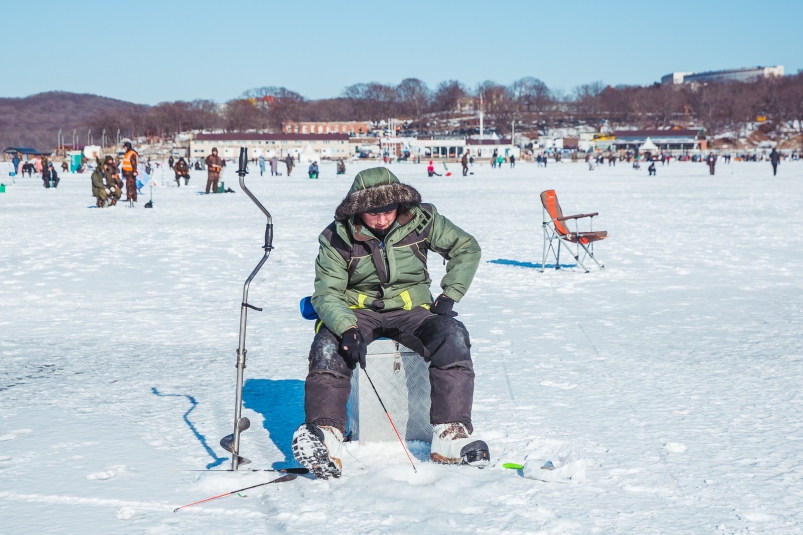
left=334, top=167, right=421, bottom=221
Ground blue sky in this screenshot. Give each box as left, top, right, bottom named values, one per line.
left=2, top=0, right=800, bottom=105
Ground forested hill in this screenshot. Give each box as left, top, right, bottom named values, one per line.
left=0, top=91, right=146, bottom=152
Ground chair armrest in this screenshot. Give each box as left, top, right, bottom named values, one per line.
left=557, top=212, right=598, bottom=221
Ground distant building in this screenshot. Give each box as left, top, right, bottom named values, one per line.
left=611, top=130, right=700, bottom=151
left=282, top=121, right=373, bottom=136
left=465, top=138, right=519, bottom=159
left=189, top=133, right=350, bottom=160
left=3, top=147, right=50, bottom=160
left=661, top=72, right=693, bottom=85
left=661, top=66, right=784, bottom=85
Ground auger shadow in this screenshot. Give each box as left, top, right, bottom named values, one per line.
left=151, top=387, right=227, bottom=469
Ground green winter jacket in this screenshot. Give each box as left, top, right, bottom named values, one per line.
left=91, top=167, right=107, bottom=197
left=312, top=173, right=481, bottom=337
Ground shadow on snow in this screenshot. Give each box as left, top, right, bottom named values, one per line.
left=243, top=378, right=305, bottom=470
left=151, top=387, right=228, bottom=469
left=488, top=258, right=578, bottom=270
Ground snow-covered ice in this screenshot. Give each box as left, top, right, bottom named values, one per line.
left=1, top=159, right=802, bottom=534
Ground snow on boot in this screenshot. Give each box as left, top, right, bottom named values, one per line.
left=292, top=423, right=343, bottom=480
left=430, top=423, right=490, bottom=467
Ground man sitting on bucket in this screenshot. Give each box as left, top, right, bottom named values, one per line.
left=292, top=167, right=488, bottom=479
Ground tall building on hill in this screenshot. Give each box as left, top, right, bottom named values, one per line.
left=661, top=66, right=784, bottom=85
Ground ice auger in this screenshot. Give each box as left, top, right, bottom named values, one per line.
left=220, top=147, right=274, bottom=470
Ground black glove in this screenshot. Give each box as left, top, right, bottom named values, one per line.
left=339, top=327, right=367, bottom=370
left=430, top=294, right=458, bottom=317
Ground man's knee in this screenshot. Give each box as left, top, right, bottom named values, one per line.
left=415, top=315, right=472, bottom=369
left=308, top=327, right=352, bottom=379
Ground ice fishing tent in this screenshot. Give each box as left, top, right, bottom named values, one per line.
left=68, top=151, right=83, bottom=172
left=640, top=137, right=659, bottom=153
left=298, top=143, right=320, bottom=164
left=83, top=145, right=102, bottom=160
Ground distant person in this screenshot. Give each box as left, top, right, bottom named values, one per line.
left=91, top=157, right=116, bottom=207
left=285, top=154, right=294, bottom=176
left=336, top=158, right=346, bottom=175
left=174, top=157, right=190, bottom=186
left=648, top=162, right=656, bottom=176
left=259, top=155, right=266, bottom=176
left=491, top=149, right=498, bottom=168
left=497, top=155, right=503, bottom=168
left=270, top=155, right=279, bottom=176
left=205, top=147, right=223, bottom=194
left=12, top=154, right=20, bottom=175
left=122, top=141, right=139, bottom=204
left=706, top=152, right=717, bottom=175
left=168, top=155, right=174, bottom=169
left=103, top=156, right=121, bottom=204
left=41, top=160, right=52, bottom=188
left=308, top=161, right=319, bottom=179
left=49, top=164, right=60, bottom=188
left=509, top=154, right=515, bottom=168
left=770, top=148, right=781, bottom=176
left=461, top=151, right=469, bottom=176
left=427, top=160, right=441, bottom=177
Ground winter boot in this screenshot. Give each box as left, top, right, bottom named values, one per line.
left=291, top=423, right=343, bottom=480
left=175, top=178, right=180, bottom=187
left=430, top=423, right=490, bottom=467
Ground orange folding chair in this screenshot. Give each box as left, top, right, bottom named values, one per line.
left=540, top=190, right=607, bottom=273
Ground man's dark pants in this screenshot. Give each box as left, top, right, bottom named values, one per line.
left=305, top=307, right=475, bottom=434
left=123, top=172, right=137, bottom=201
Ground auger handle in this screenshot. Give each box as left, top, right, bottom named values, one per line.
left=238, top=148, right=248, bottom=176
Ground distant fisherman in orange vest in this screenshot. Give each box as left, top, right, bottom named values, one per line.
left=121, top=141, right=139, bottom=204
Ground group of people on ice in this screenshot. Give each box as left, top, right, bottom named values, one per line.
left=9, top=154, right=61, bottom=188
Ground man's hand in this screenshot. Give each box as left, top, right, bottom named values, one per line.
left=339, top=327, right=367, bottom=370
left=431, top=294, right=458, bottom=317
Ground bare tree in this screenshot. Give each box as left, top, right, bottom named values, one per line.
left=510, top=77, right=551, bottom=112
left=431, top=80, right=468, bottom=115
left=396, top=78, right=431, bottom=125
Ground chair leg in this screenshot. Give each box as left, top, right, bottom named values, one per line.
left=556, top=241, right=562, bottom=269
left=578, top=242, right=604, bottom=269
left=541, top=225, right=548, bottom=273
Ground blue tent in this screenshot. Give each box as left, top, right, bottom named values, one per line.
left=3, top=147, right=50, bottom=158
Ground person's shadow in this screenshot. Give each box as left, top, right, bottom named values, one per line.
left=243, top=379, right=305, bottom=470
